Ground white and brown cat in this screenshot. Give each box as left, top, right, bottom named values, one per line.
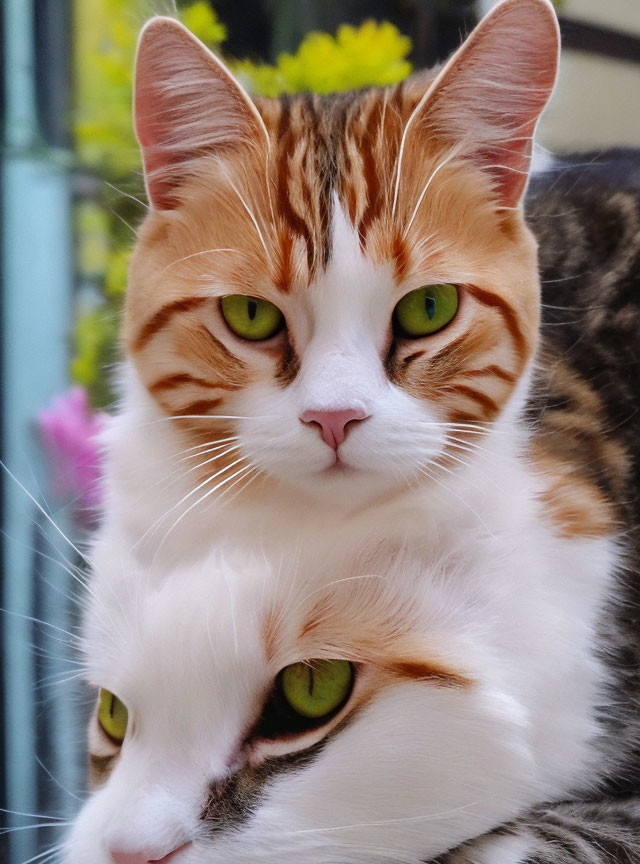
left=66, top=1, right=640, bottom=862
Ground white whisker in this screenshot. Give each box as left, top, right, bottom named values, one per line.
left=0, top=461, right=92, bottom=568
left=417, top=465, right=494, bottom=536
left=132, top=447, right=246, bottom=551
left=160, top=247, right=243, bottom=276
left=35, top=755, right=83, bottom=804
left=224, top=173, right=270, bottom=261
left=155, top=460, right=253, bottom=555
left=402, top=145, right=462, bottom=239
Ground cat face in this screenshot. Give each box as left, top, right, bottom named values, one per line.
left=124, top=0, right=559, bottom=504
left=66, top=543, right=545, bottom=864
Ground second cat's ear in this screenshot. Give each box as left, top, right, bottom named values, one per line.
left=403, top=0, right=559, bottom=209
left=134, top=17, right=269, bottom=210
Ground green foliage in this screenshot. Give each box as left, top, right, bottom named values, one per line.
left=74, top=0, right=227, bottom=175
left=70, top=307, right=120, bottom=409
left=72, top=0, right=413, bottom=406
left=104, top=248, right=131, bottom=299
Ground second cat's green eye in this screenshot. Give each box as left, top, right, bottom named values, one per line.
left=280, top=660, right=354, bottom=719
left=97, top=688, right=128, bottom=744
left=221, top=295, right=284, bottom=341
left=394, top=283, right=459, bottom=337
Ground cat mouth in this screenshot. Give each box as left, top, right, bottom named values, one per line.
left=325, top=455, right=354, bottom=475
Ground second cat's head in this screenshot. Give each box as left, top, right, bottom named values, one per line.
left=125, top=0, right=559, bottom=499
left=66, top=539, right=548, bottom=864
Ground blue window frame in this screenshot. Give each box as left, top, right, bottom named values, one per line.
left=1, top=2, right=80, bottom=862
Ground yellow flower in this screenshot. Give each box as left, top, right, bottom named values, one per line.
left=234, top=20, right=412, bottom=97
left=181, top=1, right=227, bottom=47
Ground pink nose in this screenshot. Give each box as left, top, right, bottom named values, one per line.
left=110, top=843, right=190, bottom=864
left=300, top=408, right=368, bottom=449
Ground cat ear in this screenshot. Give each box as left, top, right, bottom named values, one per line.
left=134, top=17, right=269, bottom=210
left=405, top=0, right=559, bottom=208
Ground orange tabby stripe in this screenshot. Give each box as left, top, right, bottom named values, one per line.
left=393, top=234, right=409, bottom=282
left=274, top=227, right=294, bottom=293
left=386, top=659, right=471, bottom=689
left=444, top=384, right=500, bottom=418
left=133, top=296, right=209, bottom=352
left=450, top=411, right=489, bottom=426
left=457, top=364, right=516, bottom=384
left=357, top=100, right=383, bottom=243
left=429, top=329, right=476, bottom=367
left=276, top=99, right=315, bottom=277
left=402, top=349, right=426, bottom=366
left=172, top=398, right=223, bottom=416
left=465, top=285, right=527, bottom=364
left=149, top=372, right=240, bottom=393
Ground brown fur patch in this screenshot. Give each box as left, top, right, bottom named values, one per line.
left=537, top=465, right=615, bottom=539
left=275, top=340, right=300, bottom=387
left=384, top=659, right=471, bottom=689
left=89, top=753, right=117, bottom=789
left=87, top=701, right=120, bottom=789
left=530, top=358, right=630, bottom=538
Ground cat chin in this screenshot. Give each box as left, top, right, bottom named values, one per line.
left=268, top=458, right=414, bottom=510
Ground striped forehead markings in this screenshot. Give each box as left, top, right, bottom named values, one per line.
left=270, top=88, right=404, bottom=287
left=274, top=95, right=320, bottom=279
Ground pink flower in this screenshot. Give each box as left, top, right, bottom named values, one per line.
left=38, top=387, right=106, bottom=524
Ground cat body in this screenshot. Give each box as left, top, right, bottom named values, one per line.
left=65, top=1, right=640, bottom=862
left=68, top=504, right=617, bottom=863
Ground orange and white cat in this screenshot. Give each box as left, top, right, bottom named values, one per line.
left=66, top=1, right=640, bottom=862
left=102, top=0, right=576, bottom=568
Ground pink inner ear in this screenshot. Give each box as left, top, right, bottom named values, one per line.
left=412, top=0, right=560, bottom=208
left=134, top=74, right=184, bottom=210
left=133, top=17, right=266, bottom=210
left=479, top=121, right=539, bottom=209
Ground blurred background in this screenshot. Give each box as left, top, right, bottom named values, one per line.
left=1, top=0, right=639, bottom=861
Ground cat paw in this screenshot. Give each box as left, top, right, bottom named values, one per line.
left=442, top=830, right=535, bottom=864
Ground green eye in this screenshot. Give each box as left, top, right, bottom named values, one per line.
left=221, top=295, right=284, bottom=341
left=97, top=688, right=128, bottom=744
left=394, top=283, right=459, bottom=337
left=280, top=660, right=354, bottom=719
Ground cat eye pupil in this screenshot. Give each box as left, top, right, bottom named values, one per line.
left=248, top=299, right=258, bottom=321
left=425, top=296, right=436, bottom=320
left=307, top=668, right=316, bottom=696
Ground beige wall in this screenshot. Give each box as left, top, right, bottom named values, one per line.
left=478, top=0, right=640, bottom=151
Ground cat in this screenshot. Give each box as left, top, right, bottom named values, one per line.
left=104, top=0, right=559, bottom=568
left=64, top=0, right=640, bottom=861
